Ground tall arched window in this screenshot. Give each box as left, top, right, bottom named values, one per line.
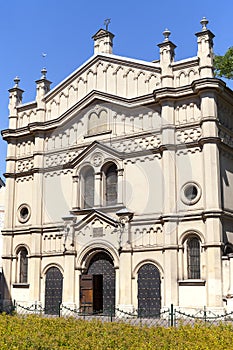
left=187, top=237, right=200, bottom=279
left=83, top=167, right=94, bottom=208
left=104, top=163, right=117, bottom=206
left=18, top=247, right=28, bottom=283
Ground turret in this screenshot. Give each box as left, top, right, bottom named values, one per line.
left=92, top=28, right=114, bottom=54
left=8, top=77, right=24, bottom=129
left=195, top=17, right=215, bottom=78
left=158, top=29, right=176, bottom=87
left=35, top=68, right=52, bottom=122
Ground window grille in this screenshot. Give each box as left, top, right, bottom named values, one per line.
left=187, top=237, right=200, bottom=279
left=84, top=168, right=94, bottom=208
left=105, top=164, right=117, bottom=205
left=19, top=247, right=28, bottom=283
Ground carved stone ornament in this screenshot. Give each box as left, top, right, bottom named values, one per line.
left=91, top=152, right=104, bottom=167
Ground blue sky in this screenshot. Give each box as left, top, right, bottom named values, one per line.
left=0, top=0, right=232, bottom=178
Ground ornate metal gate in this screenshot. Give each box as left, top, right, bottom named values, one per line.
left=138, top=263, right=161, bottom=317
left=45, top=267, right=63, bottom=315
left=82, top=252, right=115, bottom=314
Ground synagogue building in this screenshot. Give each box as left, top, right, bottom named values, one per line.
left=2, top=18, right=233, bottom=315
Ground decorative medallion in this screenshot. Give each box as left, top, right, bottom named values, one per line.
left=91, top=152, right=104, bottom=167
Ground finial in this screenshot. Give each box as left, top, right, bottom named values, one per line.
left=163, top=28, right=171, bottom=42
left=200, top=17, right=208, bottom=31
left=41, top=67, right=47, bottom=79
left=14, top=76, right=20, bottom=88
left=104, top=18, right=111, bottom=31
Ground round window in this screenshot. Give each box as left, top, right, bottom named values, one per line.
left=181, top=182, right=201, bottom=205
left=18, top=204, right=31, bottom=223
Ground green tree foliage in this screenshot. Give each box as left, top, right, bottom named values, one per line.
left=214, top=47, right=233, bottom=79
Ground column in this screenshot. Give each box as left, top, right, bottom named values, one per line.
left=72, top=175, right=79, bottom=209
left=94, top=172, right=102, bottom=207
left=117, top=169, right=124, bottom=205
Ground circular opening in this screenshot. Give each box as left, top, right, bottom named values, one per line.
left=18, top=204, right=30, bottom=223
left=20, top=207, right=29, bottom=220
left=184, top=185, right=198, bottom=201
left=181, top=182, right=201, bottom=205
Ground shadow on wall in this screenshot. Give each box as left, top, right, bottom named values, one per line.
left=0, top=271, right=13, bottom=313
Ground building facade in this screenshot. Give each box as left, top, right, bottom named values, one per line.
left=2, top=18, right=233, bottom=315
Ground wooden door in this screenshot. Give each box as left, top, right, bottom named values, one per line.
left=80, top=275, right=93, bottom=314
left=80, top=274, right=103, bottom=314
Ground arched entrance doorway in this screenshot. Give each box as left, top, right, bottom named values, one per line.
left=137, top=263, right=161, bottom=317
left=80, top=252, right=115, bottom=314
left=44, top=267, right=63, bottom=315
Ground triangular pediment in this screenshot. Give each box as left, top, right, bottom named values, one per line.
left=66, top=141, right=123, bottom=169
left=74, top=209, right=118, bottom=231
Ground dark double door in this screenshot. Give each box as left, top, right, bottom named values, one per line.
left=138, top=263, right=161, bottom=317
left=80, top=252, right=115, bottom=314
left=44, top=267, right=63, bottom=315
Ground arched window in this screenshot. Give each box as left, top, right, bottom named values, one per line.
left=83, top=167, right=94, bottom=208
left=104, top=163, right=117, bottom=206
left=18, top=247, right=28, bottom=283
left=187, top=237, right=200, bottom=279
left=88, top=110, right=107, bottom=135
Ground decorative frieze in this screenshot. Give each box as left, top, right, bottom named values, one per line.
left=44, top=169, right=73, bottom=178
left=16, top=175, right=34, bottom=183
left=176, top=147, right=201, bottom=156
left=176, top=127, right=202, bottom=144
left=132, top=225, right=163, bottom=248
left=124, top=154, right=161, bottom=165
left=43, top=233, right=63, bottom=253
left=175, top=102, right=201, bottom=125
left=111, top=134, right=161, bottom=153
left=44, top=150, right=81, bottom=168
left=17, top=158, right=34, bottom=172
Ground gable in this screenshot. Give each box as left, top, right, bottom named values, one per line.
left=67, top=141, right=123, bottom=170
left=43, top=54, right=161, bottom=123
left=74, top=210, right=118, bottom=230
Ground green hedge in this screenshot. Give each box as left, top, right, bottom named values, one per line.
left=0, top=315, right=232, bottom=349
